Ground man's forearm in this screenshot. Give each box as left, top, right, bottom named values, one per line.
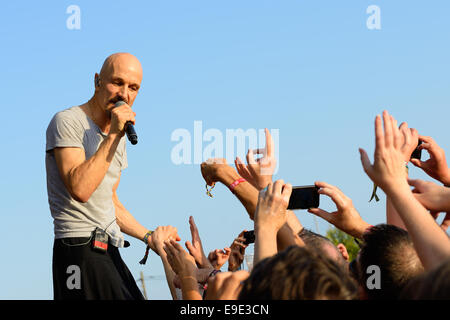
left=113, top=193, right=148, bottom=241
left=69, top=133, right=122, bottom=202
left=180, top=276, right=202, bottom=300
left=386, top=197, right=407, bottom=230
left=254, top=226, right=278, bottom=265
left=388, top=185, right=450, bottom=270
left=159, top=252, right=179, bottom=300
left=217, top=166, right=258, bottom=219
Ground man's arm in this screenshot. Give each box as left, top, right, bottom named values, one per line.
left=112, top=173, right=149, bottom=242
left=54, top=134, right=122, bottom=202
left=53, top=105, right=135, bottom=203
left=360, top=111, right=450, bottom=270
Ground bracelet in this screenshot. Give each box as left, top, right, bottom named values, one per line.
left=229, top=178, right=246, bottom=193
left=209, top=269, right=221, bottom=278
left=143, top=230, right=153, bottom=244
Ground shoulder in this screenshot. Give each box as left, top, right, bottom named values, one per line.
left=47, top=106, right=88, bottom=132
left=50, top=106, right=84, bottom=124
left=46, top=106, right=87, bottom=150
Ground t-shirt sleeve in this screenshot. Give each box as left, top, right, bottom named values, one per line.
left=46, top=111, right=84, bottom=152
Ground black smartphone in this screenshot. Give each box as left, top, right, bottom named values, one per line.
left=411, top=140, right=423, bottom=161
left=243, top=230, right=255, bottom=245
left=287, top=185, right=320, bottom=210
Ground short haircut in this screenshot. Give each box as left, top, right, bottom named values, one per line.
left=238, top=246, right=358, bottom=300
left=358, top=224, right=424, bottom=300
left=400, top=258, right=450, bottom=300
left=298, top=228, right=347, bottom=270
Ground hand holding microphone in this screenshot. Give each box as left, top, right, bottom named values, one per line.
left=110, top=100, right=138, bottom=145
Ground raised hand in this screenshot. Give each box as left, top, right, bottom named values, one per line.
left=235, top=128, right=276, bottom=191
left=228, top=231, right=248, bottom=272
left=254, top=180, right=292, bottom=233
left=410, top=135, right=450, bottom=185
left=200, top=158, right=228, bottom=187
left=398, top=122, right=419, bottom=162
left=207, top=248, right=231, bottom=270
left=359, top=111, right=409, bottom=193
left=163, top=239, right=197, bottom=277
left=184, top=216, right=210, bottom=268
left=308, top=181, right=371, bottom=239
left=254, top=180, right=292, bottom=264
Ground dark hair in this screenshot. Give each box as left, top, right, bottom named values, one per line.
left=298, top=228, right=347, bottom=269
left=400, top=258, right=450, bottom=300
left=238, top=246, right=358, bottom=300
left=358, top=224, right=424, bottom=300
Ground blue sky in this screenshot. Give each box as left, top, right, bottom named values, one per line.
left=0, top=1, right=449, bottom=299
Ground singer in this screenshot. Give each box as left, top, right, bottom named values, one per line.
left=45, top=53, right=179, bottom=299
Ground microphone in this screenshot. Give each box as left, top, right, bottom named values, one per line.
left=115, top=101, right=138, bottom=145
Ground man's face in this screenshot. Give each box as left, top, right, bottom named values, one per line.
left=95, top=54, right=143, bottom=112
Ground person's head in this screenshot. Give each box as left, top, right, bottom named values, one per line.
left=238, top=246, right=358, bottom=300
left=298, top=228, right=349, bottom=269
left=93, top=52, right=143, bottom=112
left=400, top=258, right=450, bottom=300
left=356, top=224, right=424, bottom=300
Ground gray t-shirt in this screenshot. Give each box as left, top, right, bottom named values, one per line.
left=45, top=106, right=127, bottom=247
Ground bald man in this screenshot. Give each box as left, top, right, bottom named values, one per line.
left=46, top=53, right=177, bottom=299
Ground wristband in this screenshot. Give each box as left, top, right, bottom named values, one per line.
left=229, top=178, right=246, bottom=193
left=143, top=230, right=153, bottom=244
left=209, top=269, right=221, bottom=278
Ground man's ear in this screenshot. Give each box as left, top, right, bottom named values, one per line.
left=94, top=73, right=100, bottom=89
left=337, top=243, right=350, bottom=261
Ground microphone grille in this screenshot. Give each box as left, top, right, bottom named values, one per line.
left=115, top=101, right=126, bottom=107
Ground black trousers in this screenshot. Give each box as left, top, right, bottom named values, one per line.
left=52, top=236, right=145, bottom=300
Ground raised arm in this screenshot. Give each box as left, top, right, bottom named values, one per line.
left=254, top=180, right=292, bottom=265
left=386, top=122, right=419, bottom=230
left=150, top=227, right=182, bottom=300
left=359, top=111, right=450, bottom=270
left=164, top=239, right=203, bottom=300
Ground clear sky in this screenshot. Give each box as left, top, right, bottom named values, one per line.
left=0, top=1, right=449, bottom=299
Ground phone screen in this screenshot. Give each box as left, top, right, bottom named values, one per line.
left=243, top=230, right=255, bottom=245
left=287, top=186, right=320, bottom=210
left=411, top=140, right=423, bottom=161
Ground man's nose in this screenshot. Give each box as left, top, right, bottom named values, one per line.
left=118, top=86, right=128, bottom=102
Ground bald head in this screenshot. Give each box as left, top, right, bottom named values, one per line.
left=99, top=52, right=143, bottom=82
left=93, top=52, right=143, bottom=111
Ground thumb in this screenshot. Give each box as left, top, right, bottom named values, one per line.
left=359, top=148, right=373, bottom=178
left=407, top=178, right=422, bottom=190
left=410, top=158, right=423, bottom=168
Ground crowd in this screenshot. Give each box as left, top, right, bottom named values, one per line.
left=46, top=53, right=449, bottom=300
left=153, top=111, right=450, bottom=300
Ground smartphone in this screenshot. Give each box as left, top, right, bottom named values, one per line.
left=411, top=140, right=423, bottom=161
left=243, top=230, right=255, bottom=245
left=287, top=185, right=320, bottom=210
